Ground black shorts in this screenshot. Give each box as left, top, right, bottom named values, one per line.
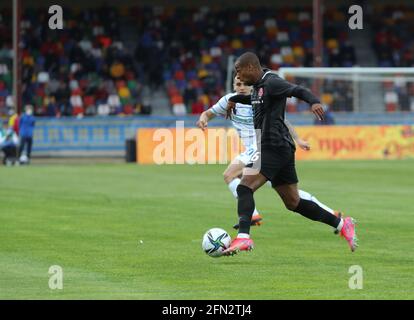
left=247, top=146, right=298, bottom=187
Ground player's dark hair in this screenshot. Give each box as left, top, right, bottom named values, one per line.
left=236, top=52, right=261, bottom=68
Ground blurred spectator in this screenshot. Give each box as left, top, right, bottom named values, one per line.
left=286, top=97, right=298, bottom=113
left=84, top=95, right=97, bottom=116
left=191, top=97, right=205, bottom=115
left=110, top=60, right=125, bottom=79
left=45, top=96, right=58, bottom=117
left=0, top=120, right=19, bottom=166
left=184, top=83, right=198, bottom=109
left=97, top=103, right=110, bottom=116
left=108, top=93, right=122, bottom=114
left=140, top=98, right=152, bottom=115
left=8, top=108, right=19, bottom=135
left=70, top=88, right=84, bottom=116
left=54, top=81, right=71, bottom=116
left=19, top=104, right=36, bottom=163
left=385, top=90, right=399, bottom=112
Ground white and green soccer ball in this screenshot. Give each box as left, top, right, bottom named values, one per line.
left=202, top=228, right=231, bottom=257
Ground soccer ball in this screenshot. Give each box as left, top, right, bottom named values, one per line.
left=202, top=228, right=231, bottom=257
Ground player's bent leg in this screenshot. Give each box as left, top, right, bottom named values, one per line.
left=299, top=189, right=343, bottom=234
left=297, top=189, right=358, bottom=250
left=224, top=161, right=263, bottom=229
left=223, top=173, right=267, bottom=256
left=274, top=183, right=300, bottom=210
left=275, top=184, right=358, bottom=252
left=298, top=189, right=336, bottom=214
left=275, top=183, right=342, bottom=228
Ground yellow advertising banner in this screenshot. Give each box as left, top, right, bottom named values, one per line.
left=137, top=125, right=414, bottom=164
left=295, top=125, right=414, bottom=160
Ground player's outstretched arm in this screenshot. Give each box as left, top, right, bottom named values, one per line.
left=290, top=86, right=325, bottom=121
left=226, top=94, right=251, bottom=119
left=196, top=109, right=215, bottom=130
left=284, top=119, right=310, bottom=151
left=268, top=76, right=325, bottom=121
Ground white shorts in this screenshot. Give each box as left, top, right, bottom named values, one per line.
left=235, top=146, right=257, bottom=166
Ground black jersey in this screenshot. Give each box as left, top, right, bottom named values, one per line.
left=230, top=69, right=320, bottom=150
left=251, top=70, right=296, bottom=149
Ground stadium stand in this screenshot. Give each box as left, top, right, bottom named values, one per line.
left=0, top=3, right=413, bottom=118
left=371, top=4, right=414, bottom=112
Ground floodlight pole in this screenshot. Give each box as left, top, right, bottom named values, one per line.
left=13, top=0, right=22, bottom=115
left=313, top=0, right=323, bottom=96
left=226, top=55, right=235, bottom=94
left=313, top=0, right=323, bottom=68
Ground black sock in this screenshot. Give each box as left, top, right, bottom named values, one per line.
left=293, top=198, right=341, bottom=228
left=236, top=185, right=255, bottom=234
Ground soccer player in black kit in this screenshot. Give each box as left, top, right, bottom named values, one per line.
left=223, top=52, right=358, bottom=255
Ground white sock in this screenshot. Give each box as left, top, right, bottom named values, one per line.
left=266, top=181, right=272, bottom=187
left=252, top=208, right=259, bottom=218
left=228, top=178, right=241, bottom=198
left=299, top=189, right=343, bottom=232
left=237, top=233, right=250, bottom=239
left=336, top=219, right=344, bottom=232
left=298, top=189, right=335, bottom=215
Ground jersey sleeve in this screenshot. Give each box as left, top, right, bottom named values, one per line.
left=210, top=95, right=230, bottom=116
left=228, top=94, right=252, bottom=104
left=291, top=86, right=321, bottom=105
left=267, top=76, right=298, bottom=97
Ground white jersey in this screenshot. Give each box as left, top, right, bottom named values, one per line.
left=210, top=93, right=256, bottom=151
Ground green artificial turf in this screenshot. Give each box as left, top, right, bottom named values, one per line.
left=0, top=160, right=413, bottom=299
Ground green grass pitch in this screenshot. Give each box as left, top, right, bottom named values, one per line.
left=1, top=160, right=413, bottom=299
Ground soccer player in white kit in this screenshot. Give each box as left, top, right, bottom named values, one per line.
left=197, top=76, right=339, bottom=229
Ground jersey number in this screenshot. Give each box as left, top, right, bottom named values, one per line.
left=250, top=152, right=260, bottom=162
